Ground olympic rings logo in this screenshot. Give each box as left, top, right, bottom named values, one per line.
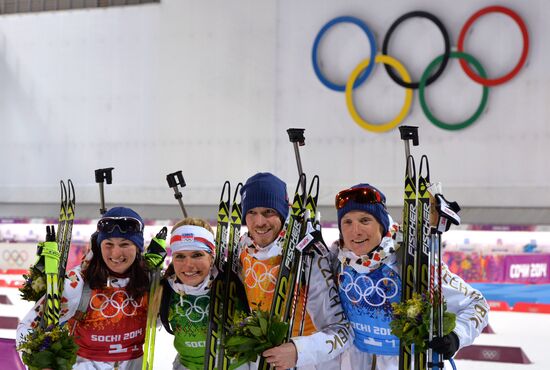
left=175, top=296, right=209, bottom=323
left=89, top=290, right=143, bottom=318
left=339, top=271, right=398, bottom=307
left=2, top=249, right=29, bottom=266
left=312, top=6, right=529, bottom=132
left=243, top=259, right=279, bottom=293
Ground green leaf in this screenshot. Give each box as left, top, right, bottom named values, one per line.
left=443, top=312, right=457, bottom=335
left=226, top=335, right=256, bottom=346
left=259, top=317, right=268, bottom=336
left=248, top=326, right=263, bottom=337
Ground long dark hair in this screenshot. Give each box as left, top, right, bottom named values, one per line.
left=82, top=240, right=150, bottom=300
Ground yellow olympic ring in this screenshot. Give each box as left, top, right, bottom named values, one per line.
left=345, top=55, right=413, bottom=133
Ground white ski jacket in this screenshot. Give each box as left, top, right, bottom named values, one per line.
left=239, top=237, right=352, bottom=370
left=17, top=266, right=146, bottom=370
left=329, top=241, right=489, bottom=370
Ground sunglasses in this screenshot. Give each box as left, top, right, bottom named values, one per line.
left=97, top=217, right=144, bottom=234
left=335, top=187, right=386, bottom=210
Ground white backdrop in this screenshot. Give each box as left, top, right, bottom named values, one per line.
left=0, top=0, right=548, bottom=221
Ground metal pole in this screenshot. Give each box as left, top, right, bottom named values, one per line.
left=166, top=170, right=188, bottom=217
left=94, top=167, right=114, bottom=215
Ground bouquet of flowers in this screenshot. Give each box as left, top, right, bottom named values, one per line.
left=225, top=308, right=289, bottom=365
left=390, top=292, right=456, bottom=352
left=19, top=265, right=47, bottom=302
left=17, top=325, right=78, bottom=370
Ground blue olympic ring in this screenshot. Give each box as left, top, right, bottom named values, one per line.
left=311, top=16, right=377, bottom=92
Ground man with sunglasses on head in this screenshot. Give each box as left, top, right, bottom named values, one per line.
left=17, top=206, right=167, bottom=370
left=331, top=184, right=489, bottom=370
left=236, top=172, right=351, bottom=370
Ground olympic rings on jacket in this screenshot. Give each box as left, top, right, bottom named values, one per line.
left=312, top=6, right=529, bottom=132
left=339, top=271, right=398, bottom=307
left=89, top=290, right=143, bottom=318
left=243, top=259, right=279, bottom=293
left=2, top=249, right=29, bottom=266
left=175, top=296, right=209, bottom=323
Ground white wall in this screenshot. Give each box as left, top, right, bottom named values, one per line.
left=0, top=0, right=548, bottom=218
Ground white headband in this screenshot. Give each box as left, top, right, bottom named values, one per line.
left=170, top=224, right=216, bottom=257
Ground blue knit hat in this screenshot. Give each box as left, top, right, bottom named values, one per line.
left=241, top=172, right=289, bottom=225
left=96, top=207, right=145, bottom=252
left=336, top=183, right=390, bottom=235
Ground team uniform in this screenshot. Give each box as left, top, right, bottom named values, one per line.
left=329, top=223, right=490, bottom=370
left=17, top=266, right=148, bottom=370
left=239, top=232, right=352, bottom=370
left=160, top=273, right=215, bottom=370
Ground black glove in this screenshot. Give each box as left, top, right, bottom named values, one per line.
left=428, top=331, right=460, bottom=359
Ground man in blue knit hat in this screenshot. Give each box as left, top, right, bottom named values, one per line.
left=332, top=183, right=488, bottom=369
left=241, top=172, right=289, bottom=249
left=237, top=172, right=351, bottom=370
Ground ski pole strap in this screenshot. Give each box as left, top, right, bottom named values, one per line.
left=42, top=241, right=60, bottom=273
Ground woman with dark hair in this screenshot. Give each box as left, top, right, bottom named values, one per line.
left=17, top=206, right=160, bottom=370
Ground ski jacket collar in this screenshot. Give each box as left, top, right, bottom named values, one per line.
left=239, top=232, right=283, bottom=260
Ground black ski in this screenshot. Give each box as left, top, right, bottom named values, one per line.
left=217, top=183, right=250, bottom=369
left=204, top=181, right=231, bottom=370
left=399, top=155, right=417, bottom=370
left=414, top=155, right=430, bottom=370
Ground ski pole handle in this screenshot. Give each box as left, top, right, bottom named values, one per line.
left=287, top=128, right=306, bottom=193
left=166, top=170, right=188, bottom=217
left=95, top=167, right=114, bottom=215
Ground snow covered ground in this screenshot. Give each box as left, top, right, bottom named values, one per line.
left=1, top=286, right=549, bottom=369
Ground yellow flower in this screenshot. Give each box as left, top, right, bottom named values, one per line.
left=31, top=276, right=46, bottom=292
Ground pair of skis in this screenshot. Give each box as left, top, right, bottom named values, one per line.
left=204, top=181, right=248, bottom=370
left=398, top=127, right=461, bottom=370
left=41, top=180, right=76, bottom=327
left=258, top=129, right=320, bottom=370
left=398, top=126, right=434, bottom=370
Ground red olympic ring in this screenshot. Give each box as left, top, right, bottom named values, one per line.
left=458, top=5, right=529, bottom=86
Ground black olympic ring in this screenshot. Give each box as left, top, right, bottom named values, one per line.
left=382, top=11, right=451, bottom=89
left=2, top=249, right=29, bottom=266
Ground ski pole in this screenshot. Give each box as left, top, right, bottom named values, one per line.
left=142, top=227, right=168, bottom=370
left=427, top=183, right=461, bottom=369
left=95, top=167, right=114, bottom=215
left=166, top=170, right=188, bottom=217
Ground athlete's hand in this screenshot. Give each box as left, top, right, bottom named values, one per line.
left=429, top=331, right=460, bottom=359
left=262, top=342, right=298, bottom=370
